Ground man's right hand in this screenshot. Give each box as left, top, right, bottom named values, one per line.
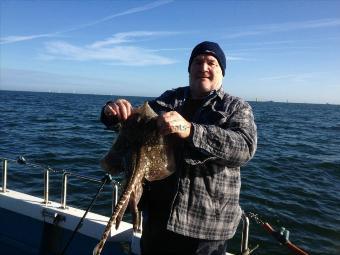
left=104, top=99, right=133, bottom=121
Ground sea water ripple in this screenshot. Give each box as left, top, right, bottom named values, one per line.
left=0, top=91, right=339, bottom=254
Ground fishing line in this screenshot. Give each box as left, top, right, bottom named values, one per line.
left=59, top=173, right=112, bottom=255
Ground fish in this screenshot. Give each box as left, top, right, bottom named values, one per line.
left=93, top=101, right=176, bottom=255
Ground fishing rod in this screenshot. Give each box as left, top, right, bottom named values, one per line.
left=59, top=173, right=112, bottom=255
left=246, top=212, right=310, bottom=255
left=7, top=155, right=110, bottom=182
left=7, top=155, right=65, bottom=173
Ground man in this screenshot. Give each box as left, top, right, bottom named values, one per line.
left=100, top=41, right=257, bottom=255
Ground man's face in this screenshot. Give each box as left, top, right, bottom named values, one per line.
left=189, top=54, right=223, bottom=99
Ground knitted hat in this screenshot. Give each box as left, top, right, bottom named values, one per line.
left=188, top=41, right=226, bottom=76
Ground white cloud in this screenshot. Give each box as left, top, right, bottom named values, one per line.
left=0, top=68, right=129, bottom=94
left=43, top=40, right=176, bottom=66
left=227, top=56, right=254, bottom=61
left=226, top=18, right=340, bottom=39
left=148, top=47, right=190, bottom=52
left=260, top=72, right=325, bottom=83
left=90, top=31, right=181, bottom=48
left=41, top=28, right=183, bottom=66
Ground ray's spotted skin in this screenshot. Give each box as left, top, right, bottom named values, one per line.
left=94, top=102, right=176, bottom=255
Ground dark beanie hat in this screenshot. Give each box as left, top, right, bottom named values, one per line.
left=188, top=41, right=226, bottom=76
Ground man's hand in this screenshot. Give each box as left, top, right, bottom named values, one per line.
left=104, top=99, right=133, bottom=121
left=157, top=111, right=192, bottom=139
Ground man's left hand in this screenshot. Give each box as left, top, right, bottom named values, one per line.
left=157, top=111, right=192, bottom=139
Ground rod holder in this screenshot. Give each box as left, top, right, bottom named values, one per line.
left=43, top=169, right=50, bottom=204
left=241, top=213, right=250, bottom=253
left=112, top=182, right=118, bottom=213
left=61, top=172, right=69, bottom=209
left=2, top=159, right=8, bottom=193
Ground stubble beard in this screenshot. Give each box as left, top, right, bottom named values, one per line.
left=189, top=76, right=222, bottom=99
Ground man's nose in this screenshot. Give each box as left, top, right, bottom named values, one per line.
left=199, top=62, right=209, bottom=71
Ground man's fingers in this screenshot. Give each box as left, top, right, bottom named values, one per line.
left=107, top=105, right=117, bottom=115
left=104, top=104, right=117, bottom=116
left=112, top=103, right=121, bottom=117
left=115, top=99, right=133, bottom=120
left=121, top=105, right=128, bottom=120
left=116, top=101, right=127, bottom=120
left=121, top=100, right=132, bottom=118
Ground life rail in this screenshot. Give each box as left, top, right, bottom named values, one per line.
left=1, top=156, right=119, bottom=212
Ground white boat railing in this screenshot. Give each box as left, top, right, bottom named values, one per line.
left=1, top=157, right=119, bottom=213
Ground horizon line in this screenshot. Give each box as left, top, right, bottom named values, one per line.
left=1, top=89, right=338, bottom=106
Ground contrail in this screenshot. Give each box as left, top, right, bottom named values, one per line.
left=0, top=0, right=174, bottom=45
left=0, top=34, right=54, bottom=44
left=58, top=0, right=173, bottom=34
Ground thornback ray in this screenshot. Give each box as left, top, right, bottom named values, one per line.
left=93, top=101, right=176, bottom=255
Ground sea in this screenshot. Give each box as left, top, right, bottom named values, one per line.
left=0, top=90, right=339, bottom=255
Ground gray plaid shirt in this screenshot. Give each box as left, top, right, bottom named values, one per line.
left=148, top=86, right=257, bottom=240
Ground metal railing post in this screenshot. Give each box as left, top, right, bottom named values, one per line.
left=241, top=213, right=250, bottom=253
left=112, top=182, right=118, bottom=213
left=43, top=169, right=50, bottom=204
left=61, top=172, right=69, bottom=209
left=2, top=159, right=8, bottom=193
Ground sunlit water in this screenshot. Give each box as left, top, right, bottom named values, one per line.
left=1, top=90, right=339, bottom=254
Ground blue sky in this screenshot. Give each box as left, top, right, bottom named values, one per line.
left=1, top=0, right=340, bottom=104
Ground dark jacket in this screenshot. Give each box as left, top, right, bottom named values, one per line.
left=101, top=86, right=257, bottom=240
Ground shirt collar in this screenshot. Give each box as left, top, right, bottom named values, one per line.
left=185, top=85, right=224, bottom=100
left=215, top=86, right=225, bottom=99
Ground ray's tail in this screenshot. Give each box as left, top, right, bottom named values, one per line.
left=93, top=154, right=144, bottom=255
